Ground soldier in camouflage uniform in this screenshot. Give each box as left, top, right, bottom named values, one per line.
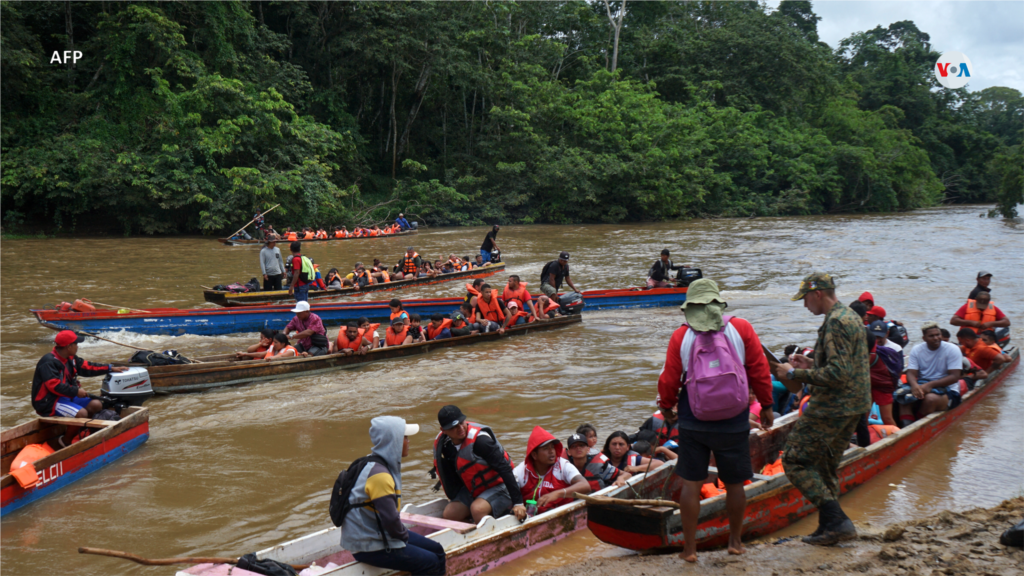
left=775, top=272, right=870, bottom=545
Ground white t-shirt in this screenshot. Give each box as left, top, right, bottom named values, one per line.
left=512, top=458, right=581, bottom=492
left=907, top=341, right=962, bottom=383
left=881, top=340, right=903, bottom=354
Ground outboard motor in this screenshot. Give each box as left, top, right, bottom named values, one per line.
left=102, top=367, right=154, bottom=407
left=994, top=326, right=1011, bottom=348
left=490, top=249, right=502, bottom=263
left=559, top=292, right=585, bottom=315
left=409, top=221, right=419, bottom=230
left=674, top=267, right=703, bottom=287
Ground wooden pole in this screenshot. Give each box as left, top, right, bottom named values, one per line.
left=227, top=203, right=280, bottom=240
left=85, top=301, right=149, bottom=314
left=78, top=547, right=309, bottom=569
left=574, top=493, right=680, bottom=509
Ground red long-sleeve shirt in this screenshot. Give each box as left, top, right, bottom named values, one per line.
left=658, top=317, right=774, bottom=416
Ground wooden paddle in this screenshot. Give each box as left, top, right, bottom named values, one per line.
left=78, top=547, right=309, bottom=569
left=575, top=493, right=680, bottom=509
left=226, top=203, right=280, bottom=240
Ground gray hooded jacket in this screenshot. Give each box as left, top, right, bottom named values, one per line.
left=341, top=416, right=409, bottom=553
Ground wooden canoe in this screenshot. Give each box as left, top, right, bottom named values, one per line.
left=584, top=345, right=1020, bottom=551
left=177, top=477, right=625, bottom=576
left=144, top=315, right=581, bottom=393
left=1, top=407, right=149, bottom=517
left=204, top=263, right=506, bottom=307
left=218, top=230, right=417, bottom=246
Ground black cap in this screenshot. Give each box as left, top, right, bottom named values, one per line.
left=437, top=405, right=466, bottom=430
left=566, top=433, right=588, bottom=448
left=559, top=251, right=570, bottom=260
left=866, top=321, right=888, bottom=339
left=661, top=249, right=670, bottom=256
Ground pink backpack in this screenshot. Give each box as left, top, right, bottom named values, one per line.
left=684, top=316, right=749, bottom=421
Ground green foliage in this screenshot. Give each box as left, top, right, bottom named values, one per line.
left=1, top=0, right=1019, bottom=233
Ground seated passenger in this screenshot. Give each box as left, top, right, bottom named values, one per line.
left=418, top=261, right=438, bottom=279
left=433, top=405, right=525, bottom=522
left=978, top=330, right=1002, bottom=352
left=325, top=268, right=344, bottom=290
left=389, top=299, right=410, bottom=327
left=513, top=426, right=591, bottom=514
left=264, top=333, right=298, bottom=360
left=465, top=279, right=484, bottom=308
left=895, top=323, right=962, bottom=424
left=475, top=284, right=509, bottom=333
left=957, top=328, right=1010, bottom=372
left=439, top=260, right=456, bottom=274
left=427, top=313, right=453, bottom=341
left=602, top=431, right=654, bottom=474
left=285, top=301, right=330, bottom=357
left=352, top=263, right=376, bottom=288
left=358, top=317, right=381, bottom=350
left=503, top=275, right=539, bottom=321
left=330, top=322, right=372, bottom=356
left=408, top=314, right=426, bottom=344
left=950, top=292, right=1010, bottom=334
left=576, top=423, right=599, bottom=454
left=450, top=303, right=481, bottom=337
left=535, top=294, right=562, bottom=319
left=384, top=317, right=413, bottom=347
left=866, top=323, right=901, bottom=426
left=566, top=433, right=631, bottom=491
left=474, top=254, right=487, bottom=268
left=865, top=306, right=908, bottom=348
left=371, top=264, right=391, bottom=284
left=504, top=300, right=531, bottom=327
left=236, top=328, right=278, bottom=359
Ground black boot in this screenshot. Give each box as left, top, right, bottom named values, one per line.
left=803, top=501, right=857, bottom=546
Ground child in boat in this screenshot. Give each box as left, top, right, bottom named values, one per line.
left=358, top=317, right=381, bottom=350
left=408, top=314, right=426, bottom=343
left=576, top=423, right=599, bottom=455
left=388, top=299, right=410, bottom=327
left=236, top=329, right=278, bottom=359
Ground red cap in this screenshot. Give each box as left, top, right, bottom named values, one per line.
left=858, top=291, right=874, bottom=304
left=867, top=305, right=886, bottom=319
left=54, top=330, right=83, bottom=347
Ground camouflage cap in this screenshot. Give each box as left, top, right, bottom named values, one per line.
left=791, top=272, right=837, bottom=301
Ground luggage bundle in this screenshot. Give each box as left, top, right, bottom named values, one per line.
left=211, top=278, right=262, bottom=293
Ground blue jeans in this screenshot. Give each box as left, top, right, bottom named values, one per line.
left=352, top=532, right=445, bottom=575
left=481, top=248, right=492, bottom=260
left=293, top=284, right=310, bottom=302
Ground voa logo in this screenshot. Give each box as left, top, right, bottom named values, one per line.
left=934, top=51, right=973, bottom=89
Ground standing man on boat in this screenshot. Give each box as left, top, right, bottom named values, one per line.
left=539, top=252, right=579, bottom=298
left=260, top=239, right=285, bottom=291
left=395, top=213, right=411, bottom=231
left=342, top=416, right=446, bottom=575
left=774, top=272, right=870, bottom=546
left=287, top=241, right=315, bottom=302
left=433, top=405, right=527, bottom=523
left=657, top=279, right=774, bottom=562
left=647, top=249, right=690, bottom=288
left=480, top=225, right=500, bottom=261
left=32, top=330, right=128, bottom=447
left=969, top=271, right=992, bottom=300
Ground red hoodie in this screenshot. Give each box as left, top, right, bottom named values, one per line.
left=858, top=291, right=874, bottom=305
left=516, top=426, right=576, bottom=513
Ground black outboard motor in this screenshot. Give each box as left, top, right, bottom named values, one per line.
left=409, top=221, right=419, bottom=230
left=101, top=367, right=154, bottom=407
left=674, top=267, right=703, bottom=287
left=559, top=292, right=585, bottom=315
left=995, top=326, right=1011, bottom=348
left=490, top=249, right=502, bottom=264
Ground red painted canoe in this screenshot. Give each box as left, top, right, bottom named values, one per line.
left=585, top=346, right=1020, bottom=551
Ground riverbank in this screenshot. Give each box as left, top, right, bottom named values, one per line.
left=531, top=497, right=1024, bottom=576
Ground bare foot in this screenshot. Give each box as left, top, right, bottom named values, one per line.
left=728, top=544, right=746, bottom=555
left=678, top=552, right=697, bottom=563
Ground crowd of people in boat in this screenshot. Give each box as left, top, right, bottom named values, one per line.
left=236, top=276, right=567, bottom=360
left=244, top=211, right=415, bottom=242
left=257, top=241, right=499, bottom=293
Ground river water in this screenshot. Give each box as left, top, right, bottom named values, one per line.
left=1, top=206, right=1021, bottom=575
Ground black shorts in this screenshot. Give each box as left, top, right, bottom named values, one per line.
left=674, top=428, right=753, bottom=485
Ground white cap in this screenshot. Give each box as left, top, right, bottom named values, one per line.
left=290, top=301, right=311, bottom=313
left=507, top=300, right=520, bottom=310
left=405, top=423, right=420, bottom=436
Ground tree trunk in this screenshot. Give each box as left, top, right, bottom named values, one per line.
left=390, top=64, right=401, bottom=179
left=603, top=0, right=627, bottom=73
left=397, top=62, right=432, bottom=157
left=65, top=0, right=75, bottom=89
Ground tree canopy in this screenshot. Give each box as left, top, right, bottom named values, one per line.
left=2, top=1, right=1020, bottom=234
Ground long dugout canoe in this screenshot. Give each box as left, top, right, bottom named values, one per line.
left=1, top=407, right=149, bottom=517
left=144, top=315, right=581, bottom=393
left=205, top=263, right=505, bottom=307
left=585, top=346, right=1020, bottom=551
left=33, top=287, right=687, bottom=336
left=219, top=229, right=416, bottom=246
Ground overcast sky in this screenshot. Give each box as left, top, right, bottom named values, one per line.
left=765, top=1, right=1024, bottom=93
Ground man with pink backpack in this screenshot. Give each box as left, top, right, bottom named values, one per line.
left=657, top=279, right=774, bottom=563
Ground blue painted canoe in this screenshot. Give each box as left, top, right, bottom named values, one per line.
left=32, top=287, right=687, bottom=337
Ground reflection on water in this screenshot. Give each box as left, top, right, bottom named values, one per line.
left=1, top=206, right=1021, bottom=575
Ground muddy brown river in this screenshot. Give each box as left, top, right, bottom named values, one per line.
left=1, top=206, right=1021, bottom=575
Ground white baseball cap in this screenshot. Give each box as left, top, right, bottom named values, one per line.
left=405, top=423, right=420, bottom=436
left=290, top=301, right=311, bottom=313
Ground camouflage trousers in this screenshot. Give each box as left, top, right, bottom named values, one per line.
left=782, top=414, right=861, bottom=507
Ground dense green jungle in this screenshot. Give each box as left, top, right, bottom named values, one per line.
left=1, top=1, right=1021, bottom=235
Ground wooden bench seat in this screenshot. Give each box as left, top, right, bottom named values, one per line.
left=400, top=513, right=476, bottom=534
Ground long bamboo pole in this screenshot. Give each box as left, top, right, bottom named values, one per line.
left=574, top=493, right=680, bottom=509
left=227, top=203, right=280, bottom=240
left=78, top=547, right=309, bottom=569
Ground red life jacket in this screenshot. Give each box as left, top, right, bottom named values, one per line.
left=432, top=423, right=512, bottom=499
left=520, top=459, right=574, bottom=513
left=386, top=326, right=409, bottom=346
left=579, top=452, right=617, bottom=491
left=336, top=328, right=367, bottom=352
left=649, top=410, right=678, bottom=446
left=477, top=294, right=505, bottom=323
left=427, top=319, right=452, bottom=340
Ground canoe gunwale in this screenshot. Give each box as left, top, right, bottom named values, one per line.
left=218, top=230, right=417, bottom=246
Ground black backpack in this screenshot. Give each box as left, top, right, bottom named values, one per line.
left=329, top=454, right=390, bottom=525
left=235, top=554, right=297, bottom=576
left=129, top=350, right=190, bottom=366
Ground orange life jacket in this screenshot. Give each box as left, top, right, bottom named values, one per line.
left=390, top=309, right=408, bottom=323
left=10, top=443, right=56, bottom=488
left=360, top=323, right=381, bottom=339
left=355, top=270, right=375, bottom=285
left=336, top=328, right=368, bottom=352
left=427, top=319, right=452, bottom=340
left=541, top=299, right=560, bottom=314
left=402, top=254, right=420, bottom=275
left=964, top=299, right=997, bottom=333
left=476, top=294, right=505, bottom=323
left=464, top=283, right=482, bottom=301
left=378, top=269, right=391, bottom=283
left=334, top=230, right=344, bottom=238
left=386, top=326, right=409, bottom=346
left=761, top=452, right=785, bottom=476
left=317, top=231, right=327, bottom=239
left=701, top=482, right=724, bottom=500
left=799, top=395, right=811, bottom=415
left=303, top=231, right=314, bottom=240
left=264, top=345, right=297, bottom=359
left=868, top=425, right=901, bottom=444
left=503, top=284, right=530, bottom=305
left=72, top=298, right=96, bottom=312
left=286, top=232, right=298, bottom=241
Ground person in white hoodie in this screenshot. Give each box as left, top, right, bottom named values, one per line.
left=343, top=416, right=445, bottom=575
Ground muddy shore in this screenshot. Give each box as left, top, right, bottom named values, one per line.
left=532, top=498, right=1024, bottom=576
